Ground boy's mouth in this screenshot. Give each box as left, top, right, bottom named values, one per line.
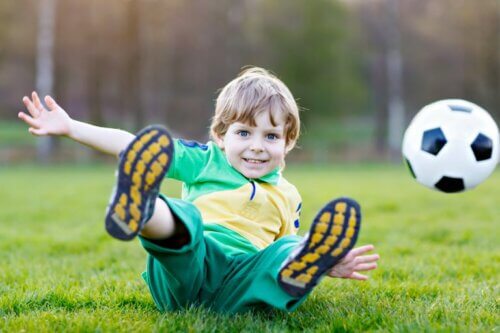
left=242, top=158, right=268, bottom=164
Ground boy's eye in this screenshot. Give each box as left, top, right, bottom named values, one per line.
left=237, top=130, right=249, bottom=137
left=266, top=133, right=279, bottom=140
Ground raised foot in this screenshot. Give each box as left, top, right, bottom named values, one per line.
left=105, top=125, right=174, bottom=241
left=278, top=197, right=361, bottom=297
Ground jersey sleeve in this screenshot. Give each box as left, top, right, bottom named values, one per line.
left=166, top=139, right=212, bottom=184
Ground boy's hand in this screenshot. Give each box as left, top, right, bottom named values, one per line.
left=327, top=244, right=379, bottom=280
left=19, top=92, right=72, bottom=137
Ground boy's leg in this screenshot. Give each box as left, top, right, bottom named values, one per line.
left=211, top=235, right=305, bottom=313
left=139, top=197, right=177, bottom=240
left=105, top=125, right=175, bottom=241
left=141, top=195, right=237, bottom=311
left=139, top=195, right=210, bottom=311
left=212, top=197, right=361, bottom=313
left=102, top=125, right=230, bottom=311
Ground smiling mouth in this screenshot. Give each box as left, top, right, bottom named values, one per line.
left=243, top=158, right=268, bottom=164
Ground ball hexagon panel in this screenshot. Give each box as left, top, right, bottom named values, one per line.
left=421, top=128, right=447, bottom=156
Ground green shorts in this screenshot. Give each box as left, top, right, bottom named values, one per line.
left=139, top=196, right=308, bottom=313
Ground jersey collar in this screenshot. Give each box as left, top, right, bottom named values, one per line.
left=254, top=168, right=280, bottom=185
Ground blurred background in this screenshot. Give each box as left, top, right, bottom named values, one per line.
left=0, top=0, right=498, bottom=164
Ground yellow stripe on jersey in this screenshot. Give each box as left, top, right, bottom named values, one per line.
left=193, top=178, right=301, bottom=249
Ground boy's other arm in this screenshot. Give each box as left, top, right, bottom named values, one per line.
left=19, top=91, right=135, bottom=157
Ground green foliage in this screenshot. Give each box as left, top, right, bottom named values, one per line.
left=252, top=0, right=369, bottom=123
left=298, top=116, right=375, bottom=159
left=0, top=164, right=498, bottom=331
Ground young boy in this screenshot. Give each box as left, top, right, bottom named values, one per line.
left=19, top=67, right=379, bottom=313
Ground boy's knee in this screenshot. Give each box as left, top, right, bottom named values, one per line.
left=144, top=215, right=190, bottom=249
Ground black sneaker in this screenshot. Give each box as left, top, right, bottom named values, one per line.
left=278, top=197, right=361, bottom=297
left=105, top=125, right=174, bottom=241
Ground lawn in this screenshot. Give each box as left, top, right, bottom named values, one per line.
left=0, top=164, right=498, bottom=332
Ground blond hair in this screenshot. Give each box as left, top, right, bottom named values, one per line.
left=210, top=67, right=300, bottom=152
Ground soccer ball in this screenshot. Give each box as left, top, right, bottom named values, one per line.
left=402, top=99, right=499, bottom=193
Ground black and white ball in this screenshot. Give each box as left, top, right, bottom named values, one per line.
left=402, top=99, right=499, bottom=193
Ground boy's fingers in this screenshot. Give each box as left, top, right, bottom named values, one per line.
left=45, top=95, right=58, bottom=111
left=29, top=127, right=47, bottom=136
left=32, top=91, right=44, bottom=113
left=349, top=272, right=369, bottom=281
left=355, top=254, right=380, bottom=264
left=354, top=263, right=377, bottom=272
left=22, top=96, right=40, bottom=118
left=18, top=112, right=40, bottom=128
left=349, top=244, right=375, bottom=257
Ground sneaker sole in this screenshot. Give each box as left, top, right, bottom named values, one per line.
left=278, top=197, right=361, bottom=297
left=105, top=125, right=174, bottom=241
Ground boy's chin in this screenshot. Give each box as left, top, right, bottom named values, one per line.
left=238, top=167, right=271, bottom=179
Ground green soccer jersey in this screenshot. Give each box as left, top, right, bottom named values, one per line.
left=167, top=139, right=302, bottom=252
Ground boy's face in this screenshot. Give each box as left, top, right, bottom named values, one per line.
left=216, top=111, right=287, bottom=179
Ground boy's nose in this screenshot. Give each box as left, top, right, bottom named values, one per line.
left=249, top=138, right=264, bottom=152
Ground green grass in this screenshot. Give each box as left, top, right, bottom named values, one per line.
left=1, top=164, right=498, bottom=332
left=0, top=121, right=37, bottom=147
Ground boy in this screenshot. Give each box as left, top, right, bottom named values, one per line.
left=19, top=67, right=379, bottom=313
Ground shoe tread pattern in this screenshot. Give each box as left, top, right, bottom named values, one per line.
left=105, top=125, right=173, bottom=241
left=278, top=197, right=361, bottom=297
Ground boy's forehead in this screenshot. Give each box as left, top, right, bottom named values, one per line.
left=235, top=111, right=286, bottom=129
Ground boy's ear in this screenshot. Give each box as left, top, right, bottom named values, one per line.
left=214, top=133, right=225, bottom=150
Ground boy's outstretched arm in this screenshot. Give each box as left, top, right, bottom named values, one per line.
left=19, top=91, right=135, bottom=156
left=327, top=244, right=380, bottom=280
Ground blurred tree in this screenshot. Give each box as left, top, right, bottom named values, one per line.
left=0, top=2, right=11, bottom=61
left=401, top=0, right=499, bottom=119
left=385, top=0, right=405, bottom=158
left=1, top=0, right=497, bottom=163
left=455, top=1, right=499, bottom=115
left=155, top=0, right=255, bottom=140
left=35, top=0, right=57, bottom=163
left=352, top=0, right=499, bottom=155
left=0, top=2, right=14, bottom=105
left=244, top=0, right=369, bottom=159
left=88, top=0, right=103, bottom=127
left=250, top=0, right=368, bottom=124
left=124, top=0, right=144, bottom=129
left=353, top=1, right=388, bottom=154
